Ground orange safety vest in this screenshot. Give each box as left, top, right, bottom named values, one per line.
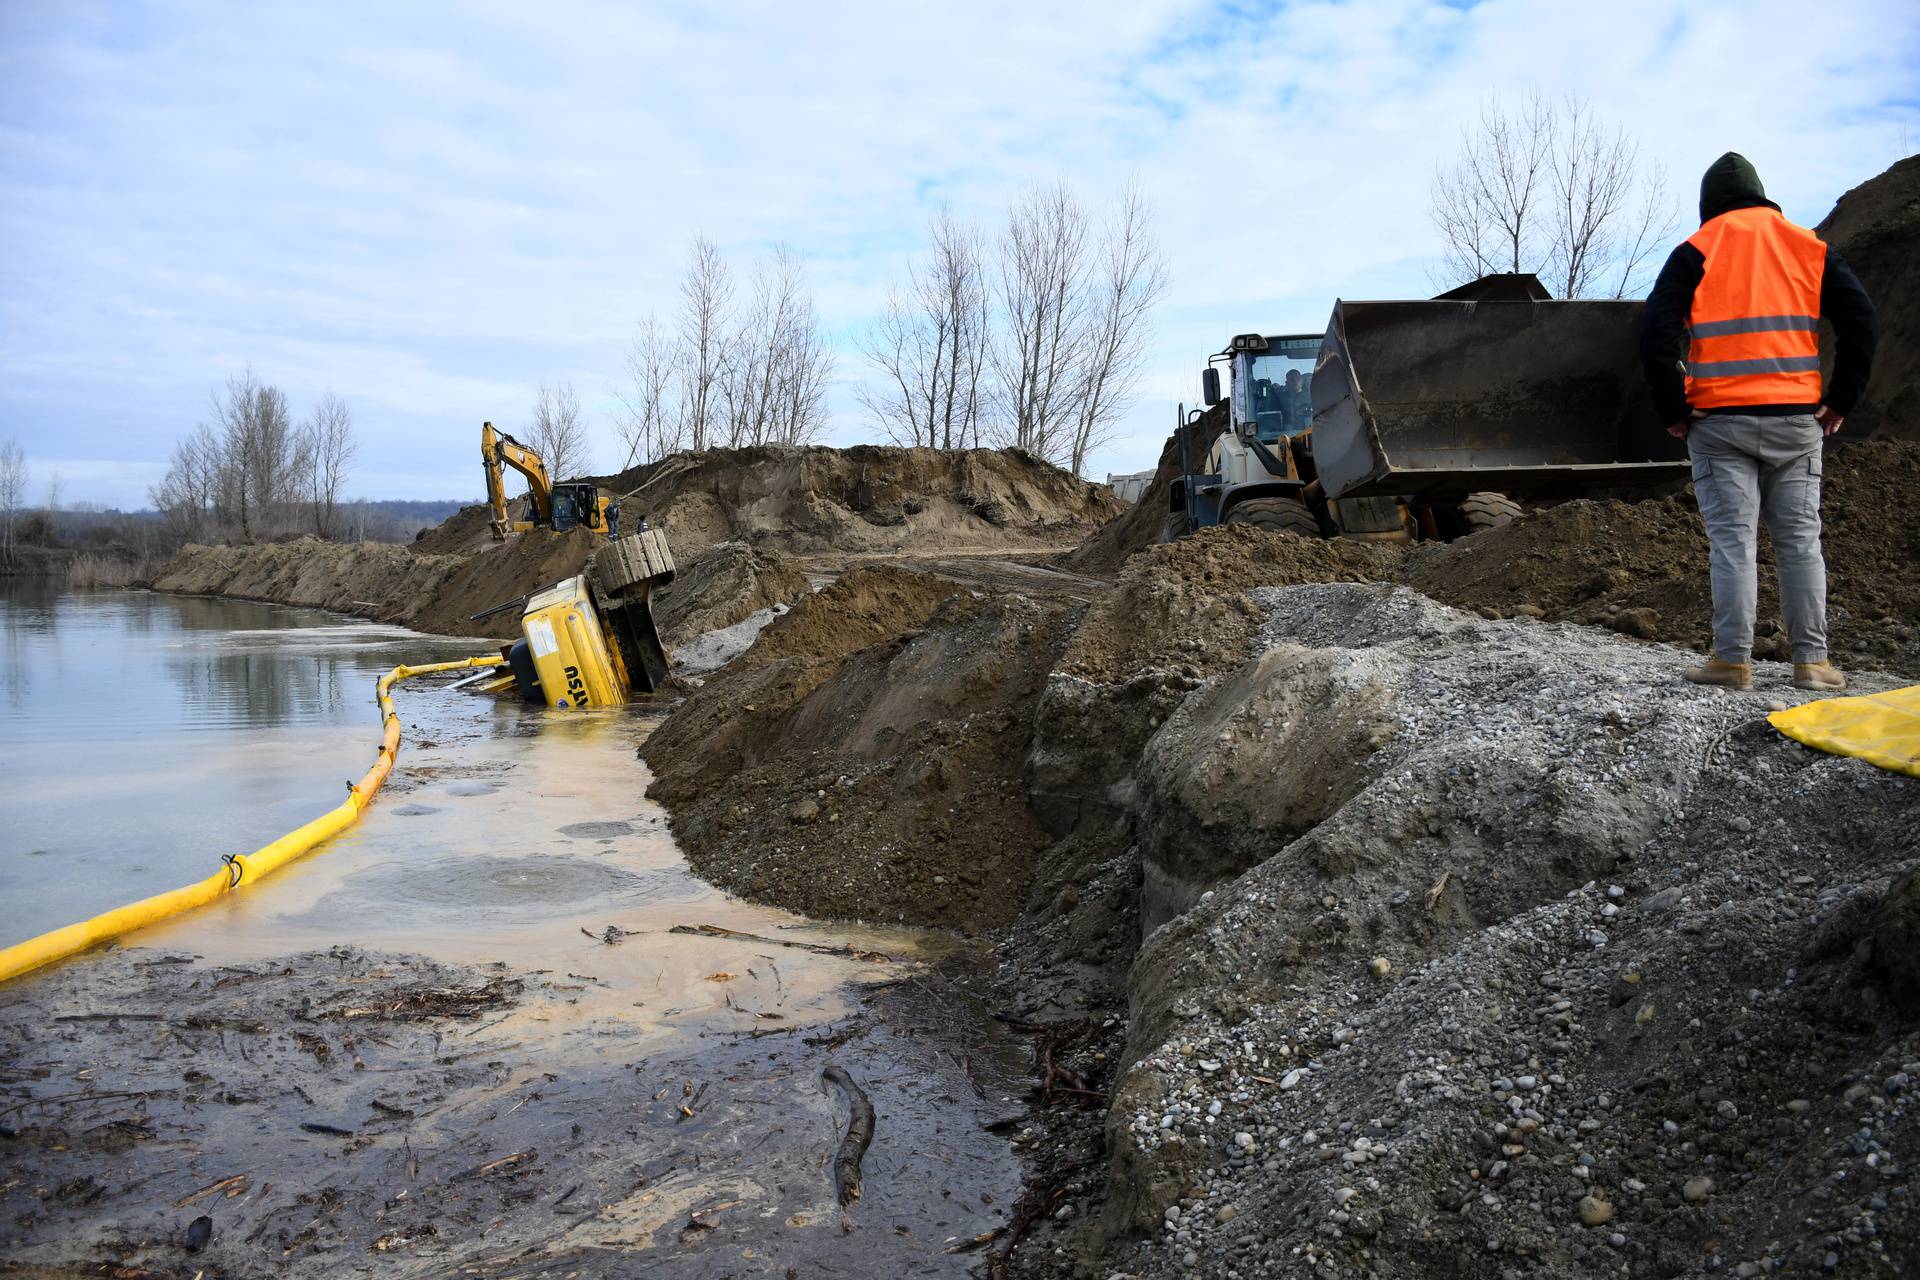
left=1684, top=207, right=1827, bottom=408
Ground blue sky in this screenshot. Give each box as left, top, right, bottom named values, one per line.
left=3, top=0, right=1916, bottom=508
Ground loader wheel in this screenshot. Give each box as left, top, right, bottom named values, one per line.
left=1458, top=492, right=1523, bottom=534
left=1224, top=497, right=1321, bottom=539
left=1161, top=511, right=1188, bottom=544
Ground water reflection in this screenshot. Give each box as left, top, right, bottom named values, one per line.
left=0, top=585, right=483, bottom=942
left=0, top=585, right=480, bottom=739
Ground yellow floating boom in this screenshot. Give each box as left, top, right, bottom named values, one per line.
left=0, top=655, right=505, bottom=985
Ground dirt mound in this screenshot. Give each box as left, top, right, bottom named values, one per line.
left=642, top=568, right=1068, bottom=932
left=1405, top=438, right=1920, bottom=677
left=739, top=564, right=959, bottom=667
left=1818, top=154, right=1920, bottom=441
left=156, top=530, right=812, bottom=658
left=410, top=502, right=494, bottom=555
left=648, top=541, right=809, bottom=648
left=1063, top=523, right=1404, bottom=684
left=404, top=527, right=602, bottom=636
left=1066, top=433, right=1180, bottom=575
left=153, top=530, right=595, bottom=640
left=605, top=444, right=1118, bottom=557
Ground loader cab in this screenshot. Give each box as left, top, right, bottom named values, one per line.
left=1222, top=334, right=1320, bottom=443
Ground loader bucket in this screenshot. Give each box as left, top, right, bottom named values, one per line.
left=1311, top=297, right=1688, bottom=502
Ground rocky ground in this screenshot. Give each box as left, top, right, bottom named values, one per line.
left=624, top=521, right=1920, bottom=1279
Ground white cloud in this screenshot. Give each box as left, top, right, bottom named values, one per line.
left=1, top=0, right=1915, bottom=508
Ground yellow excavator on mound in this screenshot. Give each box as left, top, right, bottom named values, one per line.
left=481, top=420, right=619, bottom=541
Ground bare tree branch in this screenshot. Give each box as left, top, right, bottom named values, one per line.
left=1067, top=181, right=1167, bottom=477
left=1429, top=91, right=1674, bottom=298
left=995, top=181, right=1092, bottom=463
left=527, top=381, right=589, bottom=481
left=0, top=438, right=26, bottom=568
left=858, top=208, right=991, bottom=449
left=298, top=392, right=357, bottom=539
left=677, top=236, right=734, bottom=452
left=616, top=313, right=681, bottom=469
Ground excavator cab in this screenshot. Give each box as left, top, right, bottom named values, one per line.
left=549, top=483, right=617, bottom=538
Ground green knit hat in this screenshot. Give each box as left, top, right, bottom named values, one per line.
left=1700, top=152, right=1767, bottom=222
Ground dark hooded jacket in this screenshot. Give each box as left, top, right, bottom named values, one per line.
left=1639, top=152, right=1878, bottom=424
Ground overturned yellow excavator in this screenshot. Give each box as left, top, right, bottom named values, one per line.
left=481, top=421, right=619, bottom=541
left=466, top=528, right=677, bottom=709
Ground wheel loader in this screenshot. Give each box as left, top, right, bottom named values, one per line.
left=464, top=527, right=677, bottom=709
left=1165, top=274, right=1689, bottom=543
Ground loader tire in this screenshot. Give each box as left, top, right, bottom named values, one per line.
left=1458, top=492, right=1522, bottom=534
left=1161, top=511, right=1188, bottom=544
left=1224, top=496, right=1321, bottom=539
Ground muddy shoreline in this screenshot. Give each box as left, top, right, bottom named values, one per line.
left=1, top=939, right=1046, bottom=1278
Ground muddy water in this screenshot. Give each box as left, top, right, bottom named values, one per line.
left=0, top=586, right=1029, bottom=1276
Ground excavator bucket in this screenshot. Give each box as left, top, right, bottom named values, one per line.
left=1311, top=295, right=1689, bottom=502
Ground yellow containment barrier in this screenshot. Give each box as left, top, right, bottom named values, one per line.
left=0, top=655, right=506, bottom=985
left=1768, top=684, right=1920, bottom=779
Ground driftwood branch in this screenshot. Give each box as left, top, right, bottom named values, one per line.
left=821, top=1064, right=875, bottom=1206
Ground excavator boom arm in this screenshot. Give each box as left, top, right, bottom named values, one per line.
left=481, top=421, right=555, bottom=537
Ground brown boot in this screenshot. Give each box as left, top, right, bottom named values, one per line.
left=1684, top=658, right=1753, bottom=690
left=1792, top=661, right=1845, bottom=692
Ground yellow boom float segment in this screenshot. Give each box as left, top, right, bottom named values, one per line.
left=1768, top=684, right=1920, bottom=779
left=0, top=654, right=506, bottom=985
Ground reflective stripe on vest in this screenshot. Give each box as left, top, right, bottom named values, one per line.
left=1684, top=207, right=1826, bottom=408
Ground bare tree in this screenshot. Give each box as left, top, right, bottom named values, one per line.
left=1431, top=91, right=1554, bottom=282
left=676, top=236, right=734, bottom=452
left=995, top=181, right=1092, bottom=462
left=42, top=471, right=63, bottom=515
left=860, top=209, right=992, bottom=449
left=209, top=369, right=299, bottom=540
left=0, top=438, right=26, bottom=568
left=721, top=245, right=834, bottom=447
left=1430, top=92, right=1675, bottom=298
left=527, top=382, right=589, bottom=480
left=298, top=391, right=357, bottom=539
left=1544, top=98, right=1675, bottom=299
left=615, top=313, right=682, bottom=469
left=150, top=424, right=222, bottom=541
left=1066, top=182, right=1168, bottom=477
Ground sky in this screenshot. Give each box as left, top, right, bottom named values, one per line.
left=2, top=0, right=1916, bottom=509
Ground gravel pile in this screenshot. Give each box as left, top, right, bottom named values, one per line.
left=1091, top=585, right=1919, bottom=1279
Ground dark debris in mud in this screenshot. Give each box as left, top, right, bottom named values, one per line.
left=1, top=944, right=1039, bottom=1278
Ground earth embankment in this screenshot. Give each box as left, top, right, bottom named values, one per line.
left=1818, top=153, right=1920, bottom=442
left=415, top=443, right=1119, bottom=557
left=631, top=508, right=1920, bottom=1278
left=152, top=443, right=1116, bottom=653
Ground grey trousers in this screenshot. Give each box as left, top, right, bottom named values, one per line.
left=1687, top=413, right=1828, bottom=664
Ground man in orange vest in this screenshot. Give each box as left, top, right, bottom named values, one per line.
left=1641, top=152, right=1878, bottom=693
